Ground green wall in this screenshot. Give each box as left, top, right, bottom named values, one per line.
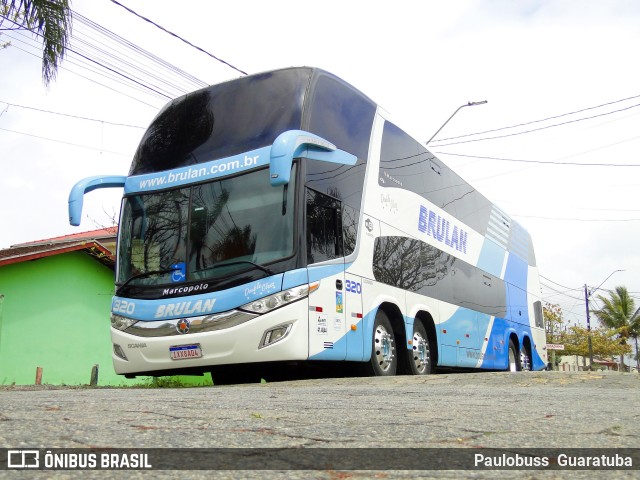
left=0, top=252, right=141, bottom=386
left=0, top=251, right=213, bottom=386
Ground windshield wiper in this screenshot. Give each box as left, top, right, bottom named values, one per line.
left=194, top=260, right=274, bottom=276
left=117, top=267, right=180, bottom=293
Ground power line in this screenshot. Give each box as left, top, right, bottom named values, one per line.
left=512, top=214, right=640, bottom=222
left=540, top=275, right=582, bottom=292
left=109, top=0, right=248, bottom=76
left=2, top=7, right=212, bottom=105
left=436, top=150, right=640, bottom=167
left=430, top=93, right=640, bottom=143
left=0, top=100, right=145, bottom=128
left=73, top=11, right=208, bottom=90
left=540, top=284, right=584, bottom=301
left=1, top=15, right=174, bottom=101
left=0, top=126, right=130, bottom=156
left=71, top=11, right=208, bottom=98
left=0, top=37, right=162, bottom=109
left=430, top=102, right=640, bottom=147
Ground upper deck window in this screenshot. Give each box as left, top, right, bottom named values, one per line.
left=305, top=74, right=375, bottom=208
left=306, top=74, right=376, bottom=163
left=130, top=69, right=310, bottom=175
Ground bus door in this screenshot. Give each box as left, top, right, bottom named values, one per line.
left=306, top=189, right=347, bottom=360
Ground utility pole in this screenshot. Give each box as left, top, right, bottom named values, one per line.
left=585, top=284, right=593, bottom=370
left=584, top=269, right=624, bottom=372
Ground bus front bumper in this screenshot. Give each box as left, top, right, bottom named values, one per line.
left=111, top=300, right=309, bottom=376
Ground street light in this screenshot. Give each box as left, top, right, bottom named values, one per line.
left=584, top=269, right=625, bottom=370
left=426, top=100, right=488, bottom=145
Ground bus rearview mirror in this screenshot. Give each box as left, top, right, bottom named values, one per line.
left=68, top=175, right=126, bottom=226
left=269, top=130, right=357, bottom=187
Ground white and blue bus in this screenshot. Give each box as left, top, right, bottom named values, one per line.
left=69, top=67, right=547, bottom=382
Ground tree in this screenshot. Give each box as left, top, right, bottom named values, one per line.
left=591, top=286, right=640, bottom=370
left=1, top=0, right=72, bottom=85
left=558, top=325, right=630, bottom=367
left=544, top=303, right=565, bottom=368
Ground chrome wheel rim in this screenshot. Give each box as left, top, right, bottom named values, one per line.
left=373, top=324, right=395, bottom=372
left=520, top=350, right=531, bottom=371
left=412, top=331, right=430, bottom=373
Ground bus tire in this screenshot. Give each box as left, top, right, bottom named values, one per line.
left=507, top=340, right=520, bottom=372
left=366, top=310, right=397, bottom=376
left=408, top=321, right=432, bottom=375
left=520, top=344, right=532, bottom=372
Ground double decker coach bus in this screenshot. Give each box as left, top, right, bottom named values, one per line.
left=69, top=67, right=547, bottom=382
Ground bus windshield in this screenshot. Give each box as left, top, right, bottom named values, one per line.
left=116, top=166, right=296, bottom=287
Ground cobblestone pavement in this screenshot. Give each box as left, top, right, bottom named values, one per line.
left=1, top=370, right=639, bottom=479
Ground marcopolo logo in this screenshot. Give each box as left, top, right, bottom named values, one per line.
left=162, top=283, right=209, bottom=296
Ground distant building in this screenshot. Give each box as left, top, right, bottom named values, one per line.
left=558, top=355, right=624, bottom=372
left=0, top=227, right=140, bottom=385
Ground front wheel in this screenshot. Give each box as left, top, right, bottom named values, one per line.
left=365, top=310, right=397, bottom=376
left=407, top=321, right=432, bottom=375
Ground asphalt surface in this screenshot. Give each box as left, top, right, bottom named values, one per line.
left=1, top=370, right=639, bottom=479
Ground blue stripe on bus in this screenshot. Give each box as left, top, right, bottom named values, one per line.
left=503, top=253, right=529, bottom=324
left=477, top=238, right=506, bottom=278
left=125, top=146, right=272, bottom=194
left=112, top=274, right=284, bottom=321
left=282, top=268, right=308, bottom=290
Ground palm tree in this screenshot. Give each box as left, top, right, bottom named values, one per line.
left=630, top=306, right=640, bottom=372
left=1, top=0, right=72, bottom=85
left=591, top=286, right=640, bottom=371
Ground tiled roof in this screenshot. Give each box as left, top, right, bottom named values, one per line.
left=13, top=226, right=118, bottom=247
left=0, top=227, right=117, bottom=269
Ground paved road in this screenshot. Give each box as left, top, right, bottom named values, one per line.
left=1, top=370, right=639, bottom=479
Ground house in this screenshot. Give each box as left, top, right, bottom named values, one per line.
left=557, top=355, right=625, bottom=372
left=0, top=227, right=141, bottom=385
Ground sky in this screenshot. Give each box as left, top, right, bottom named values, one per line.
left=1, top=0, right=639, bottom=326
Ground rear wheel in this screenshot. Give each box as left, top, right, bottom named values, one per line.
left=407, top=321, right=432, bottom=375
left=507, top=340, right=520, bottom=372
left=520, top=344, right=532, bottom=371
left=365, top=310, right=397, bottom=376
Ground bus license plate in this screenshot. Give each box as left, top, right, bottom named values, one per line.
left=169, top=344, right=202, bottom=360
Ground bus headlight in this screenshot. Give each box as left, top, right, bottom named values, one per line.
left=240, top=282, right=319, bottom=314
left=111, top=313, right=137, bottom=331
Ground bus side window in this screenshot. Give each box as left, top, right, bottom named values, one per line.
left=307, top=189, right=343, bottom=264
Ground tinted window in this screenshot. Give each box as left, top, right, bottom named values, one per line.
left=130, top=69, right=310, bottom=174
left=373, top=236, right=507, bottom=317
left=379, top=121, right=495, bottom=225
left=305, top=74, right=375, bottom=209
left=379, top=121, right=427, bottom=196
left=307, top=189, right=343, bottom=264
left=117, top=167, right=296, bottom=287
left=534, top=300, right=544, bottom=328
left=305, top=74, right=375, bottom=256
left=117, top=188, right=190, bottom=285
left=306, top=74, right=376, bottom=162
